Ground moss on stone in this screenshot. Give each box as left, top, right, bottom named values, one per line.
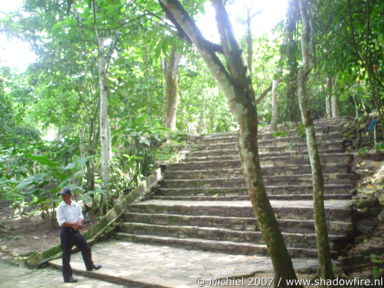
left=25, top=168, right=163, bottom=268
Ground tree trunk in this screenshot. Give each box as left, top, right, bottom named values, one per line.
left=298, top=0, right=334, bottom=279
left=327, top=77, right=338, bottom=118
left=352, top=92, right=359, bottom=118
left=97, top=43, right=109, bottom=184
left=158, top=1, right=301, bottom=286
left=271, top=79, right=279, bottom=130
left=164, top=46, right=181, bottom=131
left=325, top=77, right=332, bottom=118
left=347, top=0, right=384, bottom=135
left=325, top=96, right=331, bottom=119
left=86, top=101, right=99, bottom=192
left=246, top=9, right=253, bottom=78
left=285, top=0, right=300, bottom=122
left=98, top=35, right=110, bottom=203
left=93, top=0, right=111, bottom=211
left=331, top=92, right=338, bottom=118
left=107, top=117, right=112, bottom=159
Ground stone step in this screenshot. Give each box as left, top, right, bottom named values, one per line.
left=160, top=173, right=356, bottom=188
left=195, top=118, right=351, bottom=141
left=193, top=129, right=344, bottom=144
left=188, top=141, right=344, bottom=157
left=118, top=222, right=343, bottom=250
left=115, top=232, right=319, bottom=258
left=164, top=164, right=351, bottom=180
left=193, top=119, right=351, bottom=145
left=156, top=185, right=356, bottom=197
left=128, top=200, right=352, bottom=222
left=167, top=153, right=353, bottom=170
left=123, top=212, right=353, bottom=236
left=190, top=133, right=344, bottom=150
left=184, top=150, right=350, bottom=163
left=158, top=184, right=355, bottom=197
left=152, top=194, right=353, bottom=201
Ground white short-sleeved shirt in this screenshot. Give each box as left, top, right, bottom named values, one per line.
left=56, top=200, right=84, bottom=226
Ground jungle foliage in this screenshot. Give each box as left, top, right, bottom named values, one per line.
left=0, top=0, right=382, bottom=219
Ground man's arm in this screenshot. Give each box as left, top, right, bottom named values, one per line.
left=75, top=202, right=85, bottom=229
left=56, top=206, right=81, bottom=229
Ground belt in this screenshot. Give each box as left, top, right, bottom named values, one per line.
left=61, top=227, right=79, bottom=233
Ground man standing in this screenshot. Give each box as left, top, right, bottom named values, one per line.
left=56, top=188, right=101, bottom=283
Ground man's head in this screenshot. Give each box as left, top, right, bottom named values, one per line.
left=59, top=188, right=72, bottom=204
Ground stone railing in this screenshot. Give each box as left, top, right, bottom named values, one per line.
left=26, top=146, right=190, bottom=267
left=343, top=114, right=383, bottom=151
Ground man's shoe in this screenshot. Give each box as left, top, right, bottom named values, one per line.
left=87, top=264, right=102, bottom=271
left=64, top=277, right=78, bottom=283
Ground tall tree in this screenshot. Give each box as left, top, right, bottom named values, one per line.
left=284, top=0, right=300, bottom=122
left=158, top=1, right=301, bottom=287
left=330, top=78, right=338, bottom=118
left=243, top=3, right=261, bottom=78
left=164, top=46, right=181, bottom=131
left=92, top=0, right=113, bottom=209
left=297, top=0, right=334, bottom=279
left=312, top=0, right=384, bottom=126
left=271, top=78, right=279, bottom=130
left=325, top=77, right=332, bottom=119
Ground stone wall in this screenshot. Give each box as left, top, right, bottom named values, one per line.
left=343, top=115, right=383, bottom=151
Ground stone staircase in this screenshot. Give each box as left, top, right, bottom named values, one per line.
left=116, top=117, right=356, bottom=259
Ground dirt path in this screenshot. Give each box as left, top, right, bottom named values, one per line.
left=0, top=200, right=59, bottom=260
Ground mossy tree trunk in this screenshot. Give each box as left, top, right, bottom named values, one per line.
left=297, top=0, right=334, bottom=279
left=158, top=0, right=301, bottom=287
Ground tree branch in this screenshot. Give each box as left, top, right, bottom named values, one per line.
left=105, top=36, right=119, bottom=68
left=256, top=83, right=272, bottom=104
left=157, top=0, right=230, bottom=86
left=159, top=0, right=223, bottom=54
left=347, top=0, right=365, bottom=64
left=211, top=0, right=247, bottom=84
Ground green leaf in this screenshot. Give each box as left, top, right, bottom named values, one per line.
left=15, top=173, right=48, bottom=190
left=25, top=153, right=66, bottom=181
left=24, top=153, right=59, bottom=169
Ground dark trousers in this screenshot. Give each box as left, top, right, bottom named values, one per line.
left=60, top=227, right=94, bottom=281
